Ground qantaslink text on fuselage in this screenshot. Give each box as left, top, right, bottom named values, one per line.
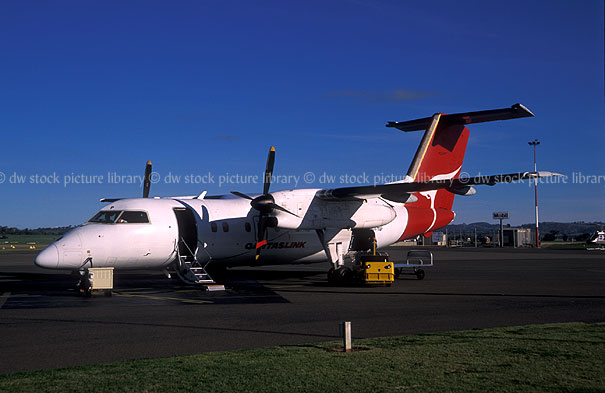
left=244, top=242, right=306, bottom=250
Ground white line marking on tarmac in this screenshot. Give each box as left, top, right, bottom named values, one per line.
left=113, top=292, right=212, bottom=304
left=0, top=292, right=11, bottom=309
left=266, top=285, right=305, bottom=289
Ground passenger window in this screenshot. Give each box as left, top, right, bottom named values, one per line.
left=222, top=222, right=229, bottom=232
left=245, top=222, right=251, bottom=232
left=117, top=211, right=149, bottom=223
left=211, top=222, right=217, bottom=232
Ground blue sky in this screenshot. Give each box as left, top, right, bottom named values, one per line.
left=1, top=0, right=603, bottom=228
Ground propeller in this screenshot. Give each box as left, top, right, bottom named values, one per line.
left=143, top=161, right=152, bottom=198
left=230, top=147, right=298, bottom=261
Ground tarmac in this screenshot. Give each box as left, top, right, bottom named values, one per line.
left=0, top=246, right=603, bottom=374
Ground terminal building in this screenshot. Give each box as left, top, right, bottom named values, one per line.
left=431, top=232, right=447, bottom=246
left=408, top=227, right=534, bottom=247
left=502, top=227, right=533, bottom=247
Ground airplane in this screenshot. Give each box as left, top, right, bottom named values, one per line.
left=34, top=103, right=559, bottom=286
left=587, top=230, right=605, bottom=246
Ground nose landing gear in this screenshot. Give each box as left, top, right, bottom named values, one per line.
left=76, top=264, right=114, bottom=298
left=77, top=269, right=92, bottom=298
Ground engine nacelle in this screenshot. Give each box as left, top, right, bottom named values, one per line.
left=271, top=190, right=397, bottom=230
left=349, top=203, right=396, bottom=229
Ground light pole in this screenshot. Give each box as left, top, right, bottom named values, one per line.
left=528, top=139, right=540, bottom=248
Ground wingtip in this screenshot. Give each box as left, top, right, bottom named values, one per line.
left=537, top=171, right=564, bottom=177
left=513, top=103, right=535, bottom=118
left=529, top=171, right=564, bottom=178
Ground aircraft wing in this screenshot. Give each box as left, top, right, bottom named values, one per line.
left=316, top=171, right=561, bottom=201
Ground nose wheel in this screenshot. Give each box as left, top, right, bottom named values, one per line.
left=75, top=266, right=114, bottom=297
left=77, top=269, right=92, bottom=297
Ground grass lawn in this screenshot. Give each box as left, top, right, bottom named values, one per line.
left=0, top=234, right=59, bottom=252
left=1, top=322, right=603, bottom=393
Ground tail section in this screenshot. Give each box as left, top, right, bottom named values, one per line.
left=406, top=113, right=469, bottom=212
left=387, top=103, right=534, bottom=239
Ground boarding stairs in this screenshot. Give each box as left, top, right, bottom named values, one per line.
left=174, top=238, right=215, bottom=285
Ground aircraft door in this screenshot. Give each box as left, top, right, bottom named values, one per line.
left=173, top=208, right=198, bottom=258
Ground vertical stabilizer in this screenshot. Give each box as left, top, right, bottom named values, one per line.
left=406, top=114, right=470, bottom=211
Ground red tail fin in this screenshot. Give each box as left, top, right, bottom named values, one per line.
left=389, top=104, right=534, bottom=239
left=407, top=113, right=469, bottom=211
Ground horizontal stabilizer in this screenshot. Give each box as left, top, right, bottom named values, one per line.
left=386, top=103, right=534, bottom=132
left=316, top=171, right=561, bottom=200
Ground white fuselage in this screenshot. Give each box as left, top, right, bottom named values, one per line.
left=34, top=189, right=420, bottom=271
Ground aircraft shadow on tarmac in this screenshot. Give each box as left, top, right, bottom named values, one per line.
left=0, top=269, right=309, bottom=309
left=2, top=265, right=603, bottom=311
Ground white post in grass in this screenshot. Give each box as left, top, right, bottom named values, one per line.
left=340, top=321, right=352, bottom=352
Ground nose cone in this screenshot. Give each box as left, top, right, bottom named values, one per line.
left=34, top=245, right=59, bottom=269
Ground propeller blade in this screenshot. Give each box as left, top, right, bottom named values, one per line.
left=230, top=191, right=254, bottom=200
left=143, top=161, right=152, bottom=198
left=267, top=203, right=299, bottom=217
left=263, top=146, right=275, bottom=195
left=255, top=216, right=267, bottom=261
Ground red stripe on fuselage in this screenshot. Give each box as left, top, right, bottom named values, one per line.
left=398, top=207, right=455, bottom=241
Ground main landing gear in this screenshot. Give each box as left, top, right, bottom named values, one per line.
left=327, top=266, right=354, bottom=285
left=327, top=252, right=395, bottom=286
left=327, top=248, right=433, bottom=286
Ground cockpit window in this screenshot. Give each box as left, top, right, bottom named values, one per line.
left=117, top=211, right=149, bottom=224
left=88, top=210, right=123, bottom=223
left=88, top=210, right=149, bottom=224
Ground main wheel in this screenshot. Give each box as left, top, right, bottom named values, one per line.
left=327, top=267, right=336, bottom=284
left=394, top=268, right=402, bottom=280
left=415, top=269, right=425, bottom=280
left=334, top=266, right=353, bottom=284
